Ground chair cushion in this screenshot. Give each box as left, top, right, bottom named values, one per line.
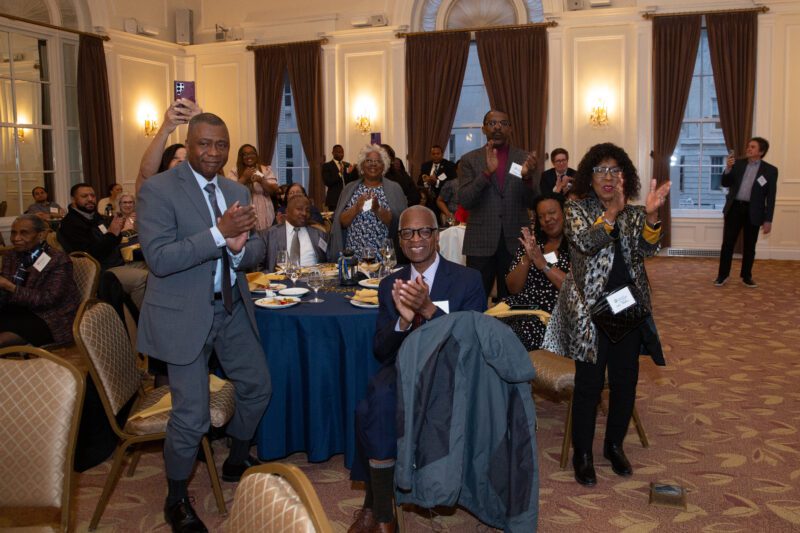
left=225, top=472, right=315, bottom=533
left=529, top=350, right=575, bottom=394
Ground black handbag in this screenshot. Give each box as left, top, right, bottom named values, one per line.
left=588, top=283, right=650, bottom=343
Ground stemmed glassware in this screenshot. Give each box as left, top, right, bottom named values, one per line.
left=360, top=246, right=378, bottom=279
left=285, top=257, right=301, bottom=288
left=307, top=267, right=325, bottom=303
left=380, top=238, right=396, bottom=278
left=275, top=249, right=288, bottom=273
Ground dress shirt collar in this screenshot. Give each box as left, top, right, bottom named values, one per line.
left=190, top=165, right=220, bottom=191
left=409, top=252, right=441, bottom=292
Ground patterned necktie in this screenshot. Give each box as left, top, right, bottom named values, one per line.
left=290, top=227, right=301, bottom=265
left=204, top=183, right=232, bottom=314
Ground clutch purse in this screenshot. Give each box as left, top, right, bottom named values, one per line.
left=589, top=283, right=650, bottom=343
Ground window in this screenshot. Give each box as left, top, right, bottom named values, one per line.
left=271, top=74, right=308, bottom=188
left=670, top=28, right=728, bottom=214
left=445, top=43, right=490, bottom=163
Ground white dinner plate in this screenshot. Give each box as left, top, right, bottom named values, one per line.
left=279, top=287, right=309, bottom=297
left=254, top=296, right=301, bottom=309
left=358, top=278, right=381, bottom=289
left=350, top=299, right=379, bottom=309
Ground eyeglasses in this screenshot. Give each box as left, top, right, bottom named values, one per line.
left=592, top=166, right=623, bottom=178
left=364, top=158, right=383, bottom=165
left=398, top=227, right=438, bottom=240
left=553, top=158, right=568, bottom=164
left=485, top=120, right=510, bottom=127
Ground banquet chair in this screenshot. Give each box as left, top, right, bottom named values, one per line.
left=0, top=346, right=85, bottom=532
left=73, top=299, right=236, bottom=530
left=69, top=251, right=101, bottom=303
left=225, top=463, right=332, bottom=533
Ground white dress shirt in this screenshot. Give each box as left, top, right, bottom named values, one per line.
left=285, top=222, right=318, bottom=267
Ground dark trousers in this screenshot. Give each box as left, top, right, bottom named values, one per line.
left=572, top=327, right=642, bottom=452
left=467, top=233, right=513, bottom=299
left=718, top=200, right=761, bottom=280
left=351, top=363, right=397, bottom=482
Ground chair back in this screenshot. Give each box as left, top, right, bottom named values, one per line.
left=73, top=299, right=141, bottom=426
left=225, top=463, right=332, bottom=533
left=69, top=251, right=100, bottom=302
left=0, top=346, right=85, bottom=532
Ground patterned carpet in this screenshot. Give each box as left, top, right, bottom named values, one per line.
left=71, top=257, right=800, bottom=532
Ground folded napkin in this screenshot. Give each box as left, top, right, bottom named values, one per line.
left=485, top=302, right=550, bottom=324
left=353, top=288, right=379, bottom=305
left=120, top=243, right=141, bottom=262
left=247, top=272, right=285, bottom=291
left=131, top=375, right=228, bottom=420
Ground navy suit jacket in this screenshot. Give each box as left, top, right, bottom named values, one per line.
left=722, top=158, right=778, bottom=226
left=373, top=255, right=486, bottom=364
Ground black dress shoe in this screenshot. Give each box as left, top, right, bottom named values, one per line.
left=164, top=497, right=208, bottom=533
left=603, top=442, right=633, bottom=476
left=222, top=454, right=261, bottom=482
left=573, top=450, right=597, bottom=486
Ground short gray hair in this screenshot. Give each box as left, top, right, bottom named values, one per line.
left=399, top=205, right=438, bottom=230
left=355, top=144, right=391, bottom=177
left=15, top=214, right=48, bottom=233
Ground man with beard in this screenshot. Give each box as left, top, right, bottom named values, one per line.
left=458, top=110, right=539, bottom=299
left=322, top=144, right=358, bottom=211
left=57, top=182, right=147, bottom=308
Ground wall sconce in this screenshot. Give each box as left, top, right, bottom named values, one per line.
left=355, top=113, right=371, bottom=135
left=16, top=128, right=25, bottom=143
left=144, top=115, right=158, bottom=137
left=589, top=99, right=609, bottom=128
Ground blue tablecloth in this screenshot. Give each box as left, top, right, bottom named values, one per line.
left=253, top=286, right=380, bottom=468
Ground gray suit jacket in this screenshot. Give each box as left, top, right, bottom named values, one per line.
left=457, top=145, right=538, bottom=256
left=264, top=223, right=329, bottom=271
left=136, top=161, right=266, bottom=364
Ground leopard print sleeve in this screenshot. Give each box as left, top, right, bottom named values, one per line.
left=564, top=198, right=614, bottom=256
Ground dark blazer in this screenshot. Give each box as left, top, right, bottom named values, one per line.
left=136, top=161, right=266, bottom=364
left=539, top=167, right=576, bottom=196
left=263, top=223, right=329, bottom=271
left=1, top=246, right=81, bottom=344
left=373, top=255, right=486, bottom=364
left=58, top=206, right=125, bottom=270
left=722, top=158, right=778, bottom=226
left=418, top=159, right=458, bottom=192
left=458, top=145, right=538, bottom=256
left=321, top=159, right=357, bottom=210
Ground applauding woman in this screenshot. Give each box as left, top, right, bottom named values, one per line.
left=501, top=193, right=570, bottom=350
left=229, top=144, right=279, bottom=233
left=543, top=143, right=671, bottom=486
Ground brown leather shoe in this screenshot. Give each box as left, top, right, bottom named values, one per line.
left=347, top=507, right=376, bottom=533
left=373, top=520, right=396, bottom=533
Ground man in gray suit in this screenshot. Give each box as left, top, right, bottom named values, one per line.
left=264, top=195, right=329, bottom=271
left=458, top=110, right=539, bottom=299
left=137, top=113, right=271, bottom=533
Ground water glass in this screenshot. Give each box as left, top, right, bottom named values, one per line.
left=307, top=267, right=325, bottom=303
left=360, top=246, right=378, bottom=278
left=275, top=249, right=288, bottom=273
left=286, top=258, right=301, bottom=287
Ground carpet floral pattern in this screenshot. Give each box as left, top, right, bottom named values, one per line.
left=71, top=257, right=800, bottom=532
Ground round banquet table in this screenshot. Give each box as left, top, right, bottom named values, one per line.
left=253, top=284, right=380, bottom=468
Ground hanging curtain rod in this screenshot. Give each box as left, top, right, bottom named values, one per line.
left=246, top=38, right=328, bottom=51
left=642, top=6, right=769, bottom=19
left=0, top=12, right=110, bottom=40
left=396, top=20, right=557, bottom=39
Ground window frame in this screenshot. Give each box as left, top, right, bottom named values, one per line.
left=270, top=74, right=309, bottom=188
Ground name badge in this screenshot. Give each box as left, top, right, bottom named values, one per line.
left=98, top=224, right=108, bottom=234
left=437, top=174, right=447, bottom=182
left=433, top=300, right=450, bottom=314
left=362, top=198, right=373, bottom=212
left=49, top=207, right=59, bottom=214
left=757, top=175, right=767, bottom=187
left=33, top=252, right=51, bottom=272
left=318, top=237, right=328, bottom=253
left=543, top=251, right=558, bottom=264
left=606, top=286, right=636, bottom=314
left=509, top=162, right=523, bottom=178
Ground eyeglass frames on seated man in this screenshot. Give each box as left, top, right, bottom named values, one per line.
left=398, top=227, right=438, bottom=240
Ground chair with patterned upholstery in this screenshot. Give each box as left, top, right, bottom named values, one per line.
left=68, top=251, right=101, bottom=303
left=73, top=299, right=236, bottom=530
left=225, top=462, right=332, bottom=533
left=0, top=346, right=85, bottom=532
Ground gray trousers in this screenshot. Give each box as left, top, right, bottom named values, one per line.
left=163, top=290, right=271, bottom=480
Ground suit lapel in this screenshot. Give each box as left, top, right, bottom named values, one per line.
left=178, top=164, right=214, bottom=227
left=429, top=255, right=452, bottom=302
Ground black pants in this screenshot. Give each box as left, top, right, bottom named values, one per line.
left=466, top=234, right=513, bottom=300
left=572, top=327, right=642, bottom=452
left=718, top=200, right=760, bottom=280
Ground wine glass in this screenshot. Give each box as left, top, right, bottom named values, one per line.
left=275, top=249, right=288, bottom=273
left=360, top=246, right=378, bottom=279
left=307, top=267, right=325, bottom=303
left=381, top=240, right=396, bottom=277
left=286, top=258, right=301, bottom=288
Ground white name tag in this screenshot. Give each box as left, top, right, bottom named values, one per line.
left=606, top=286, right=636, bottom=314
left=433, top=300, right=450, bottom=314
left=98, top=224, right=108, bottom=234
left=318, top=237, right=328, bottom=253
left=49, top=207, right=59, bottom=214
left=437, top=174, right=447, bottom=182
left=543, top=251, right=558, bottom=264
left=509, top=162, right=523, bottom=178
left=33, top=252, right=51, bottom=272
left=362, top=198, right=373, bottom=212
left=757, top=175, right=767, bottom=187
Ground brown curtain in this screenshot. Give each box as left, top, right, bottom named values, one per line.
left=475, top=26, right=548, bottom=175
left=254, top=47, right=286, bottom=164
left=77, top=35, right=115, bottom=194
left=405, top=32, right=470, bottom=176
left=651, top=15, right=701, bottom=247
left=286, top=42, right=325, bottom=208
left=706, top=11, right=758, bottom=156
